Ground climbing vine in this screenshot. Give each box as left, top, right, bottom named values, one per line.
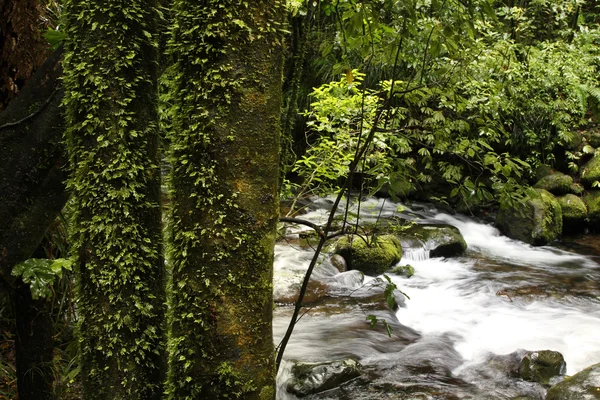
left=62, top=0, right=165, bottom=398
left=165, top=0, right=285, bottom=398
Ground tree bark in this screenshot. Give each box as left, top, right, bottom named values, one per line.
left=0, top=47, right=66, bottom=289
left=14, top=279, right=55, bottom=400
left=62, top=1, right=165, bottom=398
left=0, top=46, right=66, bottom=400
left=0, top=0, right=51, bottom=111
left=165, top=1, right=285, bottom=398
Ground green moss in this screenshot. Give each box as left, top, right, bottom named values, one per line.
left=391, top=264, right=415, bottom=278
left=546, top=362, right=600, bottom=400
left=62, top=0, right=166, bottom=398
left=570, top=182, right=585, bottom=195
left=580, top=155, right=600, bottom=188
left=519, top=350, right=565, bottom=385
left=534, top=173, right=573, bottom=195
left=401, top=224, right=467, bottom=257
left=164, top=1, right=285, bottom=398
left=583, top=190, right=600, bottom=224
left=335, top=235, right=402, bottom=276
left=557, top=194, right=587, bottom=229
left=496, top=188, right=562, bottom=245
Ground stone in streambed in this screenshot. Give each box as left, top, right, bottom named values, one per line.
left=519, top=350, right=566, bottom=385
left=534, top=173, right=573, bottom=195
left=557, top=194, right=588, bottom=232
left=546, top=362, right=600, bottom=400
left=334, top=234, right=402, bottom=276
left=496, top=188, right=562, bottom=245
left=391, top=264, right=415, bottom=278
left=399, top=224, right=467, bottom=258
left=287, top=359, right=362, bottom=397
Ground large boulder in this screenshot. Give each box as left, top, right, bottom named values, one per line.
left=518, top=350, right=566, bottom=385
left=558, top=194, right=588, bottom=232
left=286, top=359, right=362, bottom=397
left=546, top=362, right=600, bottom=400
left=334, top=234, right=402, bottom=276
left=399, top=224, right=467, bottom=258
left=534, top=173, right=574, bottom=195
left=583, top=191, right=600, bottom=226
left=580, top=156, right=600, bottom=188
left=496, top=188, right=562, bottom=245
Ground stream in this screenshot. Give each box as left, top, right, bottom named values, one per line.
left=273, top=197, right=600, bottom=399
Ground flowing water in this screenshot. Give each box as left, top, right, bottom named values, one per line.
left=274, top=197, right=600, bottom=399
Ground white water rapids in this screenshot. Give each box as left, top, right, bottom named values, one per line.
left=273, top=197, right=600, bottom=398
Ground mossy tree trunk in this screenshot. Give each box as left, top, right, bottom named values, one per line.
left=165, top=1, right=285, bottom=398
left=62, top=1, right=165, bottom=398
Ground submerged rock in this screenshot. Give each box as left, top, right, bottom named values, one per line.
left=496, top=188, right=562, bottom=245
left=334, top=235, right=402, bottom=276
left=399, top=224, right=467, bottom=258
left=287, top=359, right=362, bottom=397
left=558, top=194, right=588, bottom=232
left=519, top=350, right=566, bottom=385
left=391, top=264, right=415, bottom=278
left=546, top=362, right=600, bottom=400
left=534, top=173, right=574, bottom=195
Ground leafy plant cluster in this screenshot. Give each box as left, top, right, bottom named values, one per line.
left=286, top=0, right=600, bottom=210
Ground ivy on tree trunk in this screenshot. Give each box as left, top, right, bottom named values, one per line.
left=165, top=0, right=285, bottom=398
left=62, top=1, right=165, bottom=398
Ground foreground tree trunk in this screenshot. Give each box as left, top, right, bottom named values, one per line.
left=165, top=1, right=285, bottom=398
left=62, top=1, right=165, bottom=398
left=0, top=47, right=66, bottom=400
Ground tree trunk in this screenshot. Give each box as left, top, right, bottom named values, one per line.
left=0, top=47, right=66, bottom=288
left=0, top=46, right=66, bottom=400
left=165, top=1, right=285, bottom=399
left=14, top=279, right=55, bottom=400
left=62, top=1, right=165, bottom=398
left=0, top=0, right=50, bottom=111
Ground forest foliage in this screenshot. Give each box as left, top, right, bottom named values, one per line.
left=284, top=0, right=600, bottom=210
left=2, top=0, right=600, bottom=398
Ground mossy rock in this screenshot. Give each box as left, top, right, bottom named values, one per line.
left=390, top=264, right=414, bottom=278
left=519, top=350, right=566, bottom=385
left=580, top=156, right=600, bottom=188
left=287, top=359, right=361, bottom=397
left=546, top=362, right=600, bottom=400
left=586, top=131, right=600, bottom=148
left=399, top=224, right=467, bottom=257
left=571, top=183, right=585, bottom=195
left=583, top=191, right=600, bottom=225
left=496, top=188, right=562, bottom=246
left=534, top=173, right=573, bottom=195
left=534, top=164, right=555, bottom=182
left=334, top=235, right=402, bottom=276
left=557, top=194, right=588, bottom=232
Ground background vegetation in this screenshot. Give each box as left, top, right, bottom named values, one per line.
left=1, top=0, right=599, bottom=398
